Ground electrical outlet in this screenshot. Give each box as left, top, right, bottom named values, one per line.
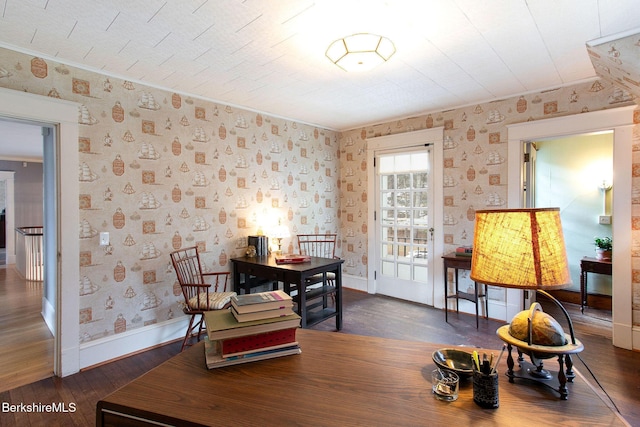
left=99, top=232, right=110, bottom=246
left=598, top=215, right=612, bottom=225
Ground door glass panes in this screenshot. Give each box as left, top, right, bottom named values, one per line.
left=378, top=151, right=429, bottom=282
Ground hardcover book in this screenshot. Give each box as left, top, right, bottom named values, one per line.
left=231, top=290, right=293, bottom=314
left=274, top=254, right=311, bottom=264
left=204, top=336, right=301, bottom=369
left=205, top=309, right=301, bottom=341
left=218, top=327, right=298, bottom=357
left=231, top=305, right=295, bottom=322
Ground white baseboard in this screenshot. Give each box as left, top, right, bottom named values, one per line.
left=342, top=274, right=368, bottom=293
left=78, top=276, right=369, bottom=370
left=41, top=296, right=55, bottom=335
left=78, top=316, right=189, bottom=370
left=613, top=320, right=635, bottom=350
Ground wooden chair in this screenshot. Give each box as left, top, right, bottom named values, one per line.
left=296, top=234, right=339, bottom=306
left=170, top=246, right=236, bottom=351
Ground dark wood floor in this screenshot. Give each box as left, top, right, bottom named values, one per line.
left=1, top=288, right=639, bottom=426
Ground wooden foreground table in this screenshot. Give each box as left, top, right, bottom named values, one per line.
left=97, top=329, right=628, bottom=426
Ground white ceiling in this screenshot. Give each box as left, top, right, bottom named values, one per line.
left=0, top=0, right=639, bottom=133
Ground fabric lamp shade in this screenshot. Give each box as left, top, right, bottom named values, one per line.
left=272, top=225, right=290, bottom=240
left=470, top=208, right=571, bottom=290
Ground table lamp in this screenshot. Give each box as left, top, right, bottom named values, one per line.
left=470, top=208, right=583, bottom=400
left=271, top=221, right=290, bottom=255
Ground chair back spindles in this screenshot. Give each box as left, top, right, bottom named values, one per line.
left=169, top=246, right=235, bottom=351
left=297, top=234, right=337, bottom=259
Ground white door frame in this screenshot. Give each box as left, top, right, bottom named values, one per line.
left=367, top=128, right=444, bottom=306
left=0, top=87, right=80, bottom=375
left=507, top=105, right=635, bottom=350
left=0, top=171, right=15, bottom=264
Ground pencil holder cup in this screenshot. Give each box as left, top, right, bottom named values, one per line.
left=472, top=367, right=499, bottom=409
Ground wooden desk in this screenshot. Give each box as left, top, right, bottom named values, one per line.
left=97, top=329, right=627, bottom=426
left=442, top=253, right=487, bottom=328
left=580, top=256, right=612, bottom=313
left=230, top=255, right=344, bottom=329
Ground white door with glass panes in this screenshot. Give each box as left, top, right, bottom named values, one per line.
left=375, top=149, right=433, bottom=303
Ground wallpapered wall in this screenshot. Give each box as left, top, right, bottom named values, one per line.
left=0, top=47, right=340, bottom=343
left=339, top=80, right=640, bottom=326
left=1, top=44, right=640, bottom=339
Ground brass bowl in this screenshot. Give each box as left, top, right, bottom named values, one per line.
left=432, top=348, right=474, bottom=378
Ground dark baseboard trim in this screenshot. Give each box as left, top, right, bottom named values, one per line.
left=547, top=289, right=612, bottom=311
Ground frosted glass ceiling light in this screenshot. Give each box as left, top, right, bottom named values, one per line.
left=326, top=33, right=396, bottom=72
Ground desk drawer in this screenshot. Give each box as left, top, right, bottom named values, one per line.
left=241, top=268, right=283, bottom=282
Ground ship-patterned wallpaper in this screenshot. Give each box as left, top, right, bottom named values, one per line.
left=0, top=47, right=340, bottom=343
left=1, top=43, right=640, bottom=338
left=339, top=79, right=640, bottom=326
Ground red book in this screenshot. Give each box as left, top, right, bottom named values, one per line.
left=275, top=254, right=311, bottom=264
left=218, top=327, right=298, bottom=357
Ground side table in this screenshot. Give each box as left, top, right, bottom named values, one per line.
left=442, top=253, right=488, bottom=328
left=580, top=256, right=612, bottom=313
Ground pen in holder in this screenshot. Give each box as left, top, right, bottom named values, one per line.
left=472, top=362, right=499, bottom=409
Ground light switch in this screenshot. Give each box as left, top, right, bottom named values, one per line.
left=598, top=215, right=612, bottom=225
left=99, top=232, right=110, bottom=246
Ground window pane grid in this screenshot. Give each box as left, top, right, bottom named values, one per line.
left=379, top=159, right=430, bottom=280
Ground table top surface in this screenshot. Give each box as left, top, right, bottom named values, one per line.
left=442, top=252, right=472, bottom=260
left=581, top=256, right=612, bottom=265
left=97, top=329, right=627, bottom=426
left=231, top=255, right=344, bottom=271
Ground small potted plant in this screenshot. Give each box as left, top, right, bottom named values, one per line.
left=594, top=236, right=612, bottom=261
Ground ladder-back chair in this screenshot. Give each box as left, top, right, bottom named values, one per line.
left=297, top=233, right=337, bottom=259
left=296, top=234, right=339, bottom=305
left=170, top=246, right=236, bottom=351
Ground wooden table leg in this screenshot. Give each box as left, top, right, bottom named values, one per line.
left=580, top=267, right=586, bottom=313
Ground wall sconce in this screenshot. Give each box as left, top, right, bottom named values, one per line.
left=598, top=179, right=612, bottom=224
left=598, top=179, right=612, bottom=192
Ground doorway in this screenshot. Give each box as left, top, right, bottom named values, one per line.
left=0, top=118, right=51, bottom=389
left=506, top=105, right=635, bottom=350
left=366, top=128, right=444, bottom=307
left=375, top=148, right=431, bottom=302
left=0, top=87, right=81, bottom=376
left=524, top=133, right=613, bottom=309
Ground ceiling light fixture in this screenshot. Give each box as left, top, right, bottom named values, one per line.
left=326, top=33, right=396, bottom=72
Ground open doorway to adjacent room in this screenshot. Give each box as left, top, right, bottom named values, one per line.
left=524, top=132, right=613, bottom=316
left=0, top=117, right=52, bottom=392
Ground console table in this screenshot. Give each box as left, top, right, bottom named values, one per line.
left=580, top=256, right=612, bottom=313
left=231, top=255, right=344, bottom=329
left=442, top=253, right=488, bottom=328
left=97, top=329, right=627, bottom=426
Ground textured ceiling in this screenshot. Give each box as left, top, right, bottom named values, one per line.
left=0, top=0, right=639, bottom=131
left=588, top=28, right=640, bottom=102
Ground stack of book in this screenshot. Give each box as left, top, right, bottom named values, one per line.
left=230, top=289, right=294, bottom=322
left=203, top=291, right=301, bottom=369
left=455, top=246, right=473, bottom=257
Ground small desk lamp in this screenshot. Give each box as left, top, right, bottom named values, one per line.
left=271, top=221, right=290, bottom=255
left=470, top=208, right=583, bottom=400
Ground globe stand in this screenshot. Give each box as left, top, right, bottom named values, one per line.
left=526, top=356, right=553, bottom=380
left=496, top=290, right=584, bottom=400
left=497, top=330, right=582, bottom=399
